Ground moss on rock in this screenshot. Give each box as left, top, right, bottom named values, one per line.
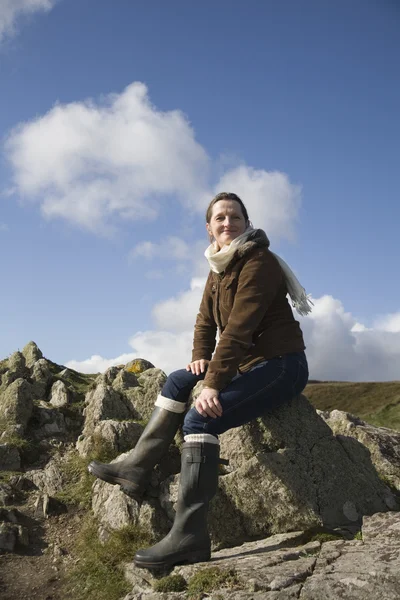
left=124, top=358, right=154, bottom=374
left=187, top=567, right=241, bottom=596
left=153, top=574, right=187, bottom=592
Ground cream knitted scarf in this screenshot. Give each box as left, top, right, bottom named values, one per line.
left=204, top=227, right=313, bottom=316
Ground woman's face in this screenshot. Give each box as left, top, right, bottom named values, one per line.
left=206, top=199, right=247, bottom=249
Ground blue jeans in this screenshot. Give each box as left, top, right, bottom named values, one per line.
left=161, top=351, right=309, bottom=437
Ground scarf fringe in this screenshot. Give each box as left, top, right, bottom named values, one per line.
left=271, top=252, right=314, bottom=316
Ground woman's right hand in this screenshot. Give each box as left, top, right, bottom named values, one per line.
left=186, top=359, right=210, bottom=375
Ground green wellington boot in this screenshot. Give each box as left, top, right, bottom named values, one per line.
left=88, top=396, right=186, bottom=501
left=134, top=434, right=222, bottom=569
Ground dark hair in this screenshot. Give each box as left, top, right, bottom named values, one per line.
left=206, top=192, right=249, bottom=224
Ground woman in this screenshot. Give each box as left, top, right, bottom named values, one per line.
left=89, top=192, right=312, bottom=570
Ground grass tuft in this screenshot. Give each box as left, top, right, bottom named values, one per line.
left=308, top=532, right=344, bottom=543
left=64, top=515, right=152, bottom=600
left=153, top=574, right=187, bottom=592
left=55, top=453, right=94, bottom=508
left=187, top=567, right=241, bottom=596
left=56, top=436, right=119, bottom=508
left=0, top=432, right=31, bottom=451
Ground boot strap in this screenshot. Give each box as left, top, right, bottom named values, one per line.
left=186, top=454, right=229, bottom=465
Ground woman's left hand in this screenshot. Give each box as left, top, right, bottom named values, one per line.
left=195, top=387, right=222, bottom=418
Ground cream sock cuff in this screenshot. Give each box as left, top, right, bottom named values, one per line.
left=184, top=433, right=219, bottom=445
left=155, top=394, right=186, bottom=413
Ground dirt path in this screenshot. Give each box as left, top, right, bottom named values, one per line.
left=0, top=496, right=82, bottom=600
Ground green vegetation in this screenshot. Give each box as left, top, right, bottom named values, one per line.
left=48, top=360, right=98, bottom=400
left=55, top=453, right=94, bottom=509
left=299, top=527, right=345, bottom=546
left=354, top=531, right=363, bottom=541
left=305, top=381, right=400, bottom=431
left=64, top=515, right=152, bottom=600
left=0, top=470, right=22, bottom=484
left=0, top=430, right=30, bottom=451
left=57, top=401, right=86, bottom=437
left=0, top=414, right=40, bottom=464
left=56, top=435, right=119, bottom=508
left=153, top=574, right=187, bottom=592
left=308, top=532, right=344, bottom=543
left=186, top=567, right=241, bottom=597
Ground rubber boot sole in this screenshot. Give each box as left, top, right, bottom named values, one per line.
left=134, top=548, right=211, bottom=570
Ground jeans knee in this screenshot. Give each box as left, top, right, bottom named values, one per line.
left=163, top=369, right=190, bottom=389
left=161, top=369, right=201, bottom=403
left=182, top=407, right=206, bottom=436
left=167, top=368, right=190, bottom=384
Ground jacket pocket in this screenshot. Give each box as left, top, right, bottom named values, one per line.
left=220, top=275, right=237, bottom=309
left=224, top=274, right=237, bottom=290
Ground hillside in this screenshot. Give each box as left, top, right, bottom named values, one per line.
left=305, top=380, right=400, bottom=431
left=0, top=343, right=399, bottom=600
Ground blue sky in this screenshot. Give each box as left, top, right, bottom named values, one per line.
left=1, top=0, right=399, bottom=381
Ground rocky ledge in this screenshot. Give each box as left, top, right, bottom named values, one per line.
left=123, top=511, right=400, bottom=600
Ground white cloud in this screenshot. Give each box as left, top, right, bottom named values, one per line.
left=130, top=237, right=211, bottom=284
left=129, top=241, right=156, bottom=259
left=127, top=330, right=194, bottom=374
left=66, top=352, right=136, bottom=375
left=373, top=312, right=400, bottom=333
left=152, top=278, right=205, bottom=333
left=67, top=292, right=400, bottom=382
left=5, top=82, right=210, bottom=234
left=299, top=297, right=400, bottom=381
left=66, top=332, right=193, bottom=376
left=0, top=0, right=57, bottom=44
left=190, top=277, right=207, bottom=290
left=130, top=236, right=190, bottom=261
left=5, top=83, right=302, bottom=240
left=211, top=165, right=302, bottom=241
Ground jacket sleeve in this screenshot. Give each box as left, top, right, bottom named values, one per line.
left=192, top=273, right=217, bottom=361
left=203, top=250, right=282, bottom=390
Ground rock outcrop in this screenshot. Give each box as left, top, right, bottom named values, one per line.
left=154, top=391, right=398, bottom=549
left=21, top=341, right=43, bottom=369
left=76, top=364, right=167, bottom=457
left=0, top=342, right=399, bottom=600
left=123, top=511, right=400, bottom=599
left=30, top=358, right=53, bottom=400
left=317, top=409, right=400, bottom=491
left=126, top=368, right=168, bottom=421
left=0, top=378, right=33, bottom=435
left=49, top=380, right=70, bottom=408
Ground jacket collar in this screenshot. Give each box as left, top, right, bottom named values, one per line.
left=235, top=228, right=270, bottom=259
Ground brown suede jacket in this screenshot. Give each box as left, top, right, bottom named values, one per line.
left=192, top=229, right=306, bottom=390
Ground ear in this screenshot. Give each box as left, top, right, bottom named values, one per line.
left=206, top=223, right=214, bottom=243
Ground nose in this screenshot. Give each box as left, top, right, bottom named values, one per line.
left=223, top=216, right=234, bottom=227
